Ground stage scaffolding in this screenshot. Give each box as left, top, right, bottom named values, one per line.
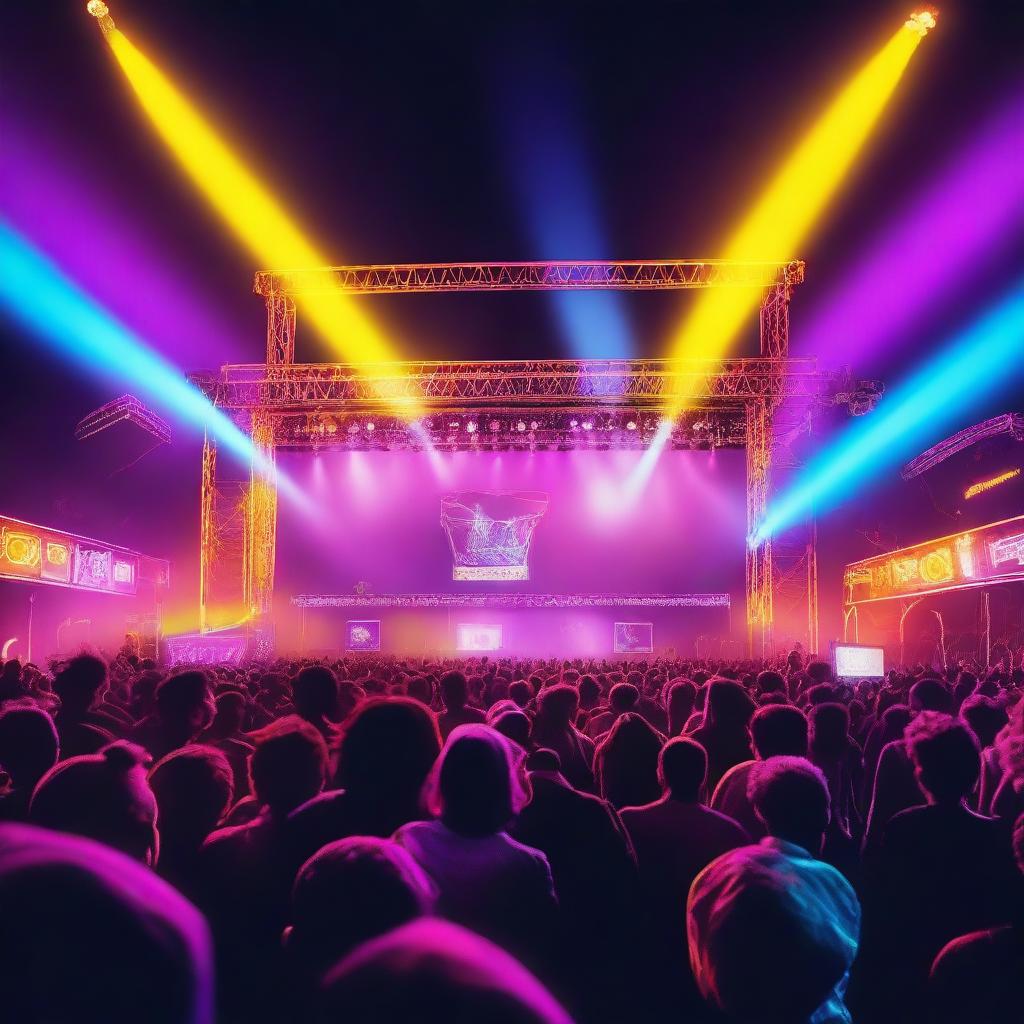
left=194, top=259, right=844, bottom=654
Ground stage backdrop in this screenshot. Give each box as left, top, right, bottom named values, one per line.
left=274, top=449, right=746, bottom=652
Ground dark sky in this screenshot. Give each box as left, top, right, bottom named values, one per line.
left=2, top=0, right=1022, bottom=636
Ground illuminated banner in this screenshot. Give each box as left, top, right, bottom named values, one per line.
left=0, top=515, right=169, bottom=597
left=844, top=513, right=1024, bottom=605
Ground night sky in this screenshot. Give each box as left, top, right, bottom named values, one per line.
left=2, top=0, right=1023, bottom=642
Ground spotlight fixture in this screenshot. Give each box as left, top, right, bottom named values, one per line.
left=86, top=0, right=109, bottom=17
left=626, top=420, right=638, bottom=431
left=488, top=419, right=501, bottom=433
left=465, top=421, right=477, bottom=433
left=529, top=420, right=539, bottom=431
left=582, top=420, right=594, bottom=431
left=569, top=419, right=579, bottom=430
left=347, top=422, right=360, bottom=434
left=904, top=9, right=937, bottom=36
left=516, top=420, right=527, bottom=432
left=365, top=421, right=375, bottom=432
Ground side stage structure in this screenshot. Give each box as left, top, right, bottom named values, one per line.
left=194, top=259, right=850, bottom=654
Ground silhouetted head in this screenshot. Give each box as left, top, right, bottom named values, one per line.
left=406, top=675, right=434, bottom=706
left=210, top=690, right=246, bottom=735
left=909, top=677, right=952, bottom=714
left=960, top=695, right=1008, bottom=749
left=806, top=661, right=833, bottom=685
left=335, top=697, right=441, bottom=809
left=809, top=703, right=850, bottom=760
left=30, top=741, right=158, bottom=864
left=156, top=672, right=215, bottom=738
left=492, top=709, right=532, bottom=750
left=536, top=684, right=578, bottom=729
left=53, top=655, right=108, bottom=712
left=667, top=679, right=697, bottom=734
left=318, top=919, right=572, bottom=1024
left=292, top=665, right=339, bottom=722
left=578, top=674, right=601, bottom=708
left=750, top=704, right=808, bottom=759
left=248, top=717, right=328, bottom=818
left=286, top=836, right=435, bottom=979
left=748, top=755, right=830, bottom=853
left=0, top=823, right=212, bottom=1024
left=609, top=682, right=639, bottom=713
left=705, top=679, right=756, bottom=730
left=439, top=671, right=469, bottom=711
left=756, top=670, right=786, bottom=696
left=0, top=705, right=58, bottom=790
left=509, top=679, right=533, bottom=708
left=150, top=745, right=233, bottom=850
left=659, top=737, right=707, bottom=801
left=905, top=712, right=980, bottom=804
left=426, top=725, right=529, bottom=837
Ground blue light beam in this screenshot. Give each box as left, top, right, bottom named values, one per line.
left=753, top=279, right=1024, bottom=545
left=0, top=220, right=306, bottom=507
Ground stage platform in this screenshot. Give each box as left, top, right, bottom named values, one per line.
left=291, top=593, right=730, bottom=609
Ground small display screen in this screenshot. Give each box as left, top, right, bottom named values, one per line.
left=832, top=643, right=885, bottom=679
left=346, top=620, right=381, bottom=652
left=456, top=623, right=503, bottom=651
left=614, top=622, right=654, bottom=654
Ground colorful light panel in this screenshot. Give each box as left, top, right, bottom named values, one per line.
left=964, top=467, right=1021, bottom=500
left=844, top=512, right=1024, bottom=604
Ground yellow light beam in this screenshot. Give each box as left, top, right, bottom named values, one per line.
left=666, top=11, right=935, bottom=412
left=89, top=3, right=398, bottom=368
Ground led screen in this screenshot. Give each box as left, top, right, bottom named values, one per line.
left=614, top=621, right=654, bottom=653
left=832, top=643, right=885, bottom=680
left=346, top=619, right=381, bottom=652
left=456, top=623, right=503, bottom=651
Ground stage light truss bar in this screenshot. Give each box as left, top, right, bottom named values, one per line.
left=272, top=409, right=750, bottom=451
left=900, top=413, right=1024, bottom=480
left=254, top=260, right=805, bottom=296
left=291, top=593, right=732, bottom=609
left=196, top=358, right=836, bottom=412
left=75, top=394, right=172, bottom=444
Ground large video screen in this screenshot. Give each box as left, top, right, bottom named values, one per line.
left=277, top=450, right=746, bottom=597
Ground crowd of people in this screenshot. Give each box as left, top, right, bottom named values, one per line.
left=1, top=648, right=1022, bottom=1023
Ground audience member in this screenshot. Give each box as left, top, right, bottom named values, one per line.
left=0, top=704, right=59, bottom=821
left=689, top=678, right=755, bottom=793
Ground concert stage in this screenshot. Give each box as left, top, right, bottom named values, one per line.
left=292, top=593, right=732, bottom=657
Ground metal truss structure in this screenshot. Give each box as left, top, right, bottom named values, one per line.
left=292, top=593, right=732, bottom=609
left=901, top=413, right=1024, bottom=480
left=197, top=258, right=839, bottom=653
left=75, top=394, right=171, bottom=444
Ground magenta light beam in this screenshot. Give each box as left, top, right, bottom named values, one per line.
left=796, top=85, right=1024, bottom=370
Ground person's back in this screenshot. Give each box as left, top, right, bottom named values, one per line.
left=621, top=737, right=748, bottom=1017
left=711, top=703, right=808, bottom=838
left=861, top=713, right=1017, bottom=1023
left=530, top=685, right=595, bottom=792
left=594, top=712, right=664, bottom=809
left=0, top=823, right=213, bottom=1024
left=689, top=678, right=755, bottom=794
left=688, top=756, right=860, bottom=1024
left=436, top=670, right=486, bottom=740
left=512, top=749, right=639, bottom=1022
left=393, top=725, right=557, bottom=973
left=287, top=697, right=441, bottom=870
left=318, top=919, right=573, bottom=1024
left=198, top=717, right=328, bottom=1022
left=52, top=655, right=120, bottom=756
left=0, top=705, right=59, bottom=822
left=928, top=811, right=1024, bottom=1024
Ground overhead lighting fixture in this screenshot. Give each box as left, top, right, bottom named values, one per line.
left=964, top=468, right=1020, bottom=500
left=904, top=9, right=938, bottom=36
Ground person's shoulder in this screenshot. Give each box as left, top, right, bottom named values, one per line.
left=697, top=803, right=751, bottom=841
left=618, top=800, right=660, bottom=824
left=931, top=925, right=1013, bottom=979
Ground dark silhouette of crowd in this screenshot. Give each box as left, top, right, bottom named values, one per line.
left=1, top=647, right=1023, bottom=1023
